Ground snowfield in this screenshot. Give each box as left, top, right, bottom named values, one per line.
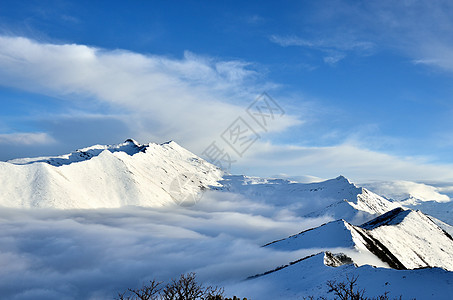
left=0, top=140, right=452, bottom=299
left=231, top=252, right=453, bottom=300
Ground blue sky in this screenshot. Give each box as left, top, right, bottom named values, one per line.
left=1, top=0, right=453, bottom=182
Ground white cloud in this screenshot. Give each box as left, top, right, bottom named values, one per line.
left=0, top=132, right=56, bottom=145
left=366, top=1, right=453, bottom=73
left=309, top=0, right=453, bottom=73
left=245, top=15, right=265, bottom=25
left=269, top=34, right=374, bottom=64
left=269, top=35, right=316, bottom=47
left=1, top=35, right=452, bottom=183
left=269, top=35, right=374, bottom=52
left=0, top=191, right=330, bottom=299
left=270, top=1, right=453, bottom=72
left=234, top=141, right=453, bottom=182
left=323, top=52, right=346, bottom=65
left=0, top=35, right=300, bottom=155
left=362, top=180, right=450, bottom=203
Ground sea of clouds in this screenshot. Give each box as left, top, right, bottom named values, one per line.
left=0, top=190, right=331, bottom=299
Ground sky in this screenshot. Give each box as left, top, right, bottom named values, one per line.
left=1, top=0, right=453, bottom=182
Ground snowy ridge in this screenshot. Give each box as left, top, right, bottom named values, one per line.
left=265, top=218, right=392, bottom=269
left=361, top=208, right=453, bottom=270
left=0, top=140, right=223, bottom=208
left=8, top=139, right=147, bottom=166
left=218, top=175, right=400, bottom=225
left=265, top=207, right=453, bottom=271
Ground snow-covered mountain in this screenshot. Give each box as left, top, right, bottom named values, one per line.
left=0, top=140, right=222, bottom=208
left=360, top=208, right=453, bottom=270
left=217, top=175, right=400, bottom=225
left=242, top=207, right=453, bottom=298
left=265, top=218, right=391, bottom=269
left=266, top=207, right=453, bottom=271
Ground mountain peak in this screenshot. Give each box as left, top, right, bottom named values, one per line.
left=321, top=175, right=354, bottom=188
left=124, top=138, right=140, bottom=146
left=335, top=175, right=350, bottom=183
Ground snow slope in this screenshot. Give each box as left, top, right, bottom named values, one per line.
left=217, top=175, right=400, bottom=225
left=234, top=252, right=453, bottom=300
left=265, top=219, right=390, bottom=268
left=0, top=140, right=222, bottom=208
left=361, top=208, right=453, bottom=270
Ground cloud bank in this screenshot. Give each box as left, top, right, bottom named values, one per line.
left=363, top=180, right=451, bottom=203
left=0, top=191, right=330, bottom=299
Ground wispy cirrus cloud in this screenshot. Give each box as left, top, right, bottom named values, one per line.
left=245, top=14, right=265, bottom=25
left=269, top=34, right=374, bottom=65
left=284, top=0, right=453, bottom=73
left=269, top=35, right=374, bottom=51
left=365, top=1, right=453, bottom=73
